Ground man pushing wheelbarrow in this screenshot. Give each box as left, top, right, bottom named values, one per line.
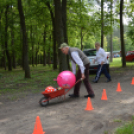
left=59, top=42, right=95, bottom=98
left=39, top=43, right=95, bottom=107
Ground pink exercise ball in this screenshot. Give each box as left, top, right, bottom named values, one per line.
left=57, top=71, right=76, bottom=89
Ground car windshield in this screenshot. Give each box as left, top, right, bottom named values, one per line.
left=83, top=50, right=96, bottom=56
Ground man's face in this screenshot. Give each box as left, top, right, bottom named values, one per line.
left=61, top=47, right=68, bottom=55
left=95, top=45, right=100, bottom=51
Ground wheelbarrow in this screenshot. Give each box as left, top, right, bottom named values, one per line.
left=39, top=78, right=82, bottom=107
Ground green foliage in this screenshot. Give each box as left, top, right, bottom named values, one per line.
left=0, top=0, right=133, bottom=70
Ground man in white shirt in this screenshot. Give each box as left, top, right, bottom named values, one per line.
left=93, top=42, right=111, bottom=83
left=59, top=43, right=95, bottom=98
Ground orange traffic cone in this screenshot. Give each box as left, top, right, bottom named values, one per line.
left=33, top=116, right=45, bottom=134
left=101, top=89, right=108, bottom=100
left=131, top=77, right=134, bottom=85
left=116, top=83, right=122, bottom=92
left=85, top=97, right=94, bottom=111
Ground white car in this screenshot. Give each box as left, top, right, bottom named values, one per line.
left=83, top=49, right=110, bottom=72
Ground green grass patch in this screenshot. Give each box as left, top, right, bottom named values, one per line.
left=114, top=121, right=134, bottom=134
left=113, top=119, right=122, bottom=123
left=0, top=64, right=58, bottom=99
left=114, top=116, right=134, bottom=134
left=110, top=57, right=134, bottom=68
left=104, top=131, right=108, bottom=134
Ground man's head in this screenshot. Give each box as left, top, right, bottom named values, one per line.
left=59, top=42, right=69, bottom=55
left=95, top=42, right=100, bottom=50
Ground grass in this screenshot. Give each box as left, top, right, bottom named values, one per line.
left=0, top=64, right=58, bottom=100
left=104, top=131, right=108, bottom=134
left=114, top=116, right=134, bottom=134
left=113, top=119, right=122, bottom=123
left=110, top=57, right=134, bottom=68
left=114, top=121, right=134, bottom=134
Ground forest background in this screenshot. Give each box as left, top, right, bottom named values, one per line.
left=0, top=0, right=134, bottom=78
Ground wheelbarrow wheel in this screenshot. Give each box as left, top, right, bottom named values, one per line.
left=39, top=97, right=49, bottom=107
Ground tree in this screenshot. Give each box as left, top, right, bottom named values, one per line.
left=46, top=1, right=57, bottom=70
left=17, top=0, right=31, bottom=78
left=5, top=5, right=12, bottom=71
left=101, top=0, right=104, bottom=48
left=54, top=0, right=68, bottom=72
left=120, top=0, right=126, bottom=67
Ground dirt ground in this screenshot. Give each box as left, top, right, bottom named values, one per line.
left=0, top=68, right=134, bottom=134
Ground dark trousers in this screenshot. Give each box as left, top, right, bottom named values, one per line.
left=95, top=64, right=111, bottom=81
left=74, top=64, right=94, bottom=95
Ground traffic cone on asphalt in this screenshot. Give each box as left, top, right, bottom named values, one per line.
left=131, top=77, right=134, bottom=85
left=33, top=116, right=45, bottom=134
left=85, top=97, right=94, bottom=111
left=116, top=83, right=122, bottom=92
left=101, top=89, right=108, bottom=100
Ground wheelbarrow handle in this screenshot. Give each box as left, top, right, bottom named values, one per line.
left=74, top=78, right=83, bottom=85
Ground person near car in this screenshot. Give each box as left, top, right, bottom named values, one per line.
left=59, top=42, right=95, bottom=98
left=93, top=42, right=111, bottom=83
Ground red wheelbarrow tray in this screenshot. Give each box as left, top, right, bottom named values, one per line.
left=42, top=78, right=82, bottom=100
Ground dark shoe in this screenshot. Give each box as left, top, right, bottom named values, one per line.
left=106, top=78, right=111, bottom=82
left=84, top=94, right=95, bottom=98
left=69, top=94, right=79, bottom=97
left=92, top=80, right=98, bottom=83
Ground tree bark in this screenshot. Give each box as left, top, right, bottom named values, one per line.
left=110, top=34, right=113, bottom=62
left=120, top=0, right=126, bottom=67
left=43, top=28, right=46, bottom=66
left=54, top=0, right=68, bottom=72
left=80, top=28, right=84, bottom=50
left=11, top=30, right=16, bottom=68
left=46, top=2, right=57, bottom=70
left=62, top=0, right=70, bottom=70
left=35, top=43, right=39, bottom=66
left=11, top=6, right=16, bottom=69
left=30, top=25, right=34, bottom=67
left=18, top=0, right=31, bottom=78
left=5, top=5, right=12, bottom=71
left=101, top=0, right=104, bottom=48
left=0, top=10, right=6, bottom=69
left=110, top=0, right=113, bottom=62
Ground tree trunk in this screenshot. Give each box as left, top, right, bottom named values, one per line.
left=43, top=51, right=46, bottom=66
left=62, top=0, right=70, bottom=70
left=120, top=0, right=126, bottom=67
left=80, top=28, right=84, bottom=50
left=18, top=0, right=31, bottom=78
left=43, top=29, right=46, bottom=66
left=0, top=10, right=6, bottom=69
left=101, top=0, right=104, bottom=48
left=5, top=5, right=12, bottom=71
left=46, top=2, right=57, bottom=70
left=11, top=6, right=16, bottom=69
left=110, top=34, right=113, bottom=62
left=35, top=48, right=38, bottom=66
left=110, top=0, right=113, bottom=62
left=54, top=0, right=68, bottom=72
left=11, top=30, right=16, bottom=68
left=36, top=42, right=39, bottom=66
left=20, top=27, right=25, bottom=70
left=30, top=25, right=34, bottom=67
